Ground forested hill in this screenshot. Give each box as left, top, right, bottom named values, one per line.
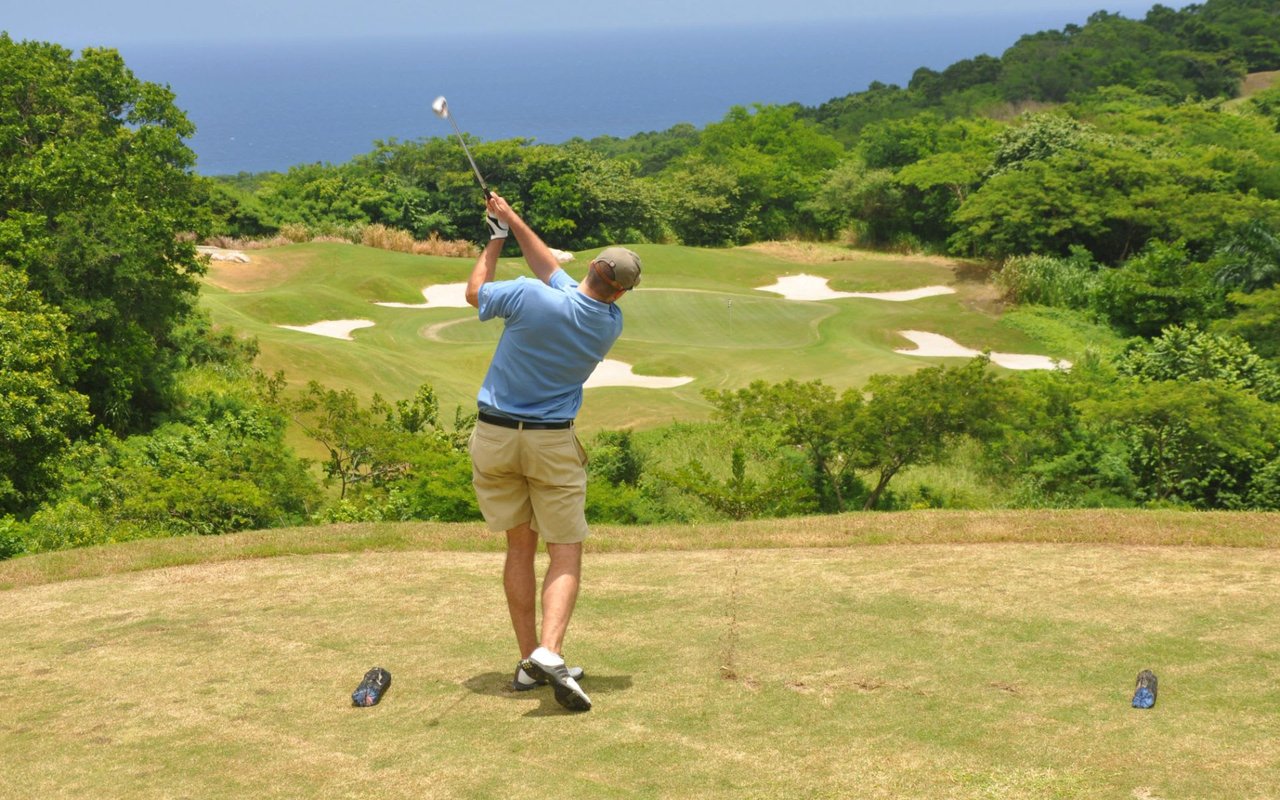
left=582, top=0, right=1277, bottom=164
left=204, top=0, right=1280, bottom=265
left=796, top=0, right=1280, bottom=143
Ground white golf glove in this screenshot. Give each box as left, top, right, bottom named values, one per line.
left=486, top=213, right=509, bottom=240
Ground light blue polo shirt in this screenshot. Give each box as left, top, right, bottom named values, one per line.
left=476, top=269, right=623, bottom=422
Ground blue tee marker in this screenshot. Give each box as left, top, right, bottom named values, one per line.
left=1131, top=669, right=1157, bottom=709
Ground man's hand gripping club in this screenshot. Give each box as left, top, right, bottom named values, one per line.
left=466, top=192, right=561, bottom=308
left=486, top=193, right=560, bottom=284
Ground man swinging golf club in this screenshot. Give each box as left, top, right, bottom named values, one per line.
left=466, top=191, right=641, bottom=712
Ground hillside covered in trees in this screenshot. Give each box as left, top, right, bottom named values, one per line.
left=1, top=0, right=1279, bottom=558
left=209, top=0, right=1279, bottom=258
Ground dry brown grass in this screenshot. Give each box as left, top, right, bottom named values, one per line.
left=1241, top=70, right=1280, bottom=98
left=361, top=223, right=416, bottom=253
left=202, top=234, right=296, bottom=250
left=243, top=235, right=294, bottom=249
left=412, top=232, right=479, bottom=258
left=744, top=240, right=970, bottom=268
left=203, top=227, right=477, bottom=258
left=3, top=510, right=1276, bottom=592
left=278, top=223, right=312, bottom=243
left=201, top=234, right=242, bottom=249
left=361, top=224, right=477, bottom=257
left=3, top=540, right=1279, bottom=798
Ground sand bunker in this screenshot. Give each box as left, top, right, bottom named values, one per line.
left=196, top=245, right=250, bottom=263
left=757, top=274, right=955, bottom=302
left=585, top=359, right=693, bottom=389
left=277, top=319, right=375, bottom=340
left=894, top=330, right=1070, bottom=371
left=376, top=282, right=471, bottom=309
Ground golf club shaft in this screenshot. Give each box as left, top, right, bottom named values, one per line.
left=446, top=114, right=490, bottom=198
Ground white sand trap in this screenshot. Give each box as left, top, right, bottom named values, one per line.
left=894, top=330, right=1071, bottom=371
left=585, top=359, right=693, bottom=389
left=277, top=319, right=375, bottom=340
left=376, top=282, right=471, bottom=309
left=550, top=248, right=575, bottom=263
left=196, top=246, right=250, bottom=263
left=757, top=273, right=955, bottom=302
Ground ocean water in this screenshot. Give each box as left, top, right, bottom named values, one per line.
left=116, top=11, right=1134, bottom=175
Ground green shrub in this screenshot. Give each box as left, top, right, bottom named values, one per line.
left=589, top=430, right=644, bottom=487
left=23, top=405, right=319, bottom=553
left=995, top=247, right=1099, bottom=308
left=1246, top=459, right=1280, bottom=510
left=17, top=499, right=157, bottom=554
left=1117, top=324, right=1280, bottom=402
left=586, top=481, right=667, bottom=525
left=1092, top=241, right=1226, bottom=337
left=0, top=517, right=22, bottom=560
left=313, top=489, right=414, bottom=524
left=402, top=444, right=480, bottom=522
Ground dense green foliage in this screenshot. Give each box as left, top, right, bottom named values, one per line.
left=0, top=35, right=208, bottom=431
left=12, top=357, right=319, bottom=553
left=0, top=266, right=90, bottom=517
left=282, top=380, right=480, bottom=523
left=806, top=0, right=1277, bottom=137
left=3, top=0, right=1279, bottom=558
left=1116, top=324, right=1280, bottom=401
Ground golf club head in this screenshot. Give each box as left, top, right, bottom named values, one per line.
left=431, top=95, right=449, bottom=119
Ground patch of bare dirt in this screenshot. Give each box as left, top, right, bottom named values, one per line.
left=957, top=280, right=1007, bottom=315
left=203, top=250, right=304, bottom=293
left=1242, top=70, right=1279, bottom=98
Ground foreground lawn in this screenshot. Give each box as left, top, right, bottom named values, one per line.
left=2, top=512, right=1278, bottom=798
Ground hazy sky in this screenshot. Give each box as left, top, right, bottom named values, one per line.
left=7, top=0, right=1165, bottom=45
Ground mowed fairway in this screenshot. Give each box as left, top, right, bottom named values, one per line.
left=2, top=512, right=1279, bottom=799
left=199, top=242, right=1062, bottom=429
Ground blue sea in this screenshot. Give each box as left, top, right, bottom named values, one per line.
left=115, top=10, right=1144, bottom=176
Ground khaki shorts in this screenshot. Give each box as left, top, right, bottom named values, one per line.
left=469, top=420, right=590, bottom=543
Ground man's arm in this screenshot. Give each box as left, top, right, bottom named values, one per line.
left=466, top=237, right=505, bottom=308
left=488, top=193, right=560, bottom=285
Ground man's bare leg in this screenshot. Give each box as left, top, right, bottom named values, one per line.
left=525, top=540, right=591, bottom=711
left=504, top=523, right=539, bottom=658
left=540, top=541, right=582, bottom=654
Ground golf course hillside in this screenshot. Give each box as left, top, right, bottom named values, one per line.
left=200, top=241, right=1074, bottom=430
left=3, top=510, right=1279, bottom=799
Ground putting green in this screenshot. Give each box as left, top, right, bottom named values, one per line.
left=432, top=290, right=828, bottom=350
left=200, top=242, right=1074, bottom=430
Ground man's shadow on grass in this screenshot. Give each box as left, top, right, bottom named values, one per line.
left=463, top=670, right=634, bottom=716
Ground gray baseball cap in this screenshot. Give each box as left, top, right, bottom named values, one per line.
left=592, top=247, right=642, bottom=290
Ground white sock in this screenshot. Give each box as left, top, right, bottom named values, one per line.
left=531, top=646, right=563, bottom=667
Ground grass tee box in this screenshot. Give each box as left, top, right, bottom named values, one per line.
left=199, top=242, right=1075, bottom=431
left=1, top=510, right=1279, bottom=799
